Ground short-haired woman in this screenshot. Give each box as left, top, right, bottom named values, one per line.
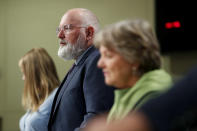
left=94, top=19, right=172, bottom=121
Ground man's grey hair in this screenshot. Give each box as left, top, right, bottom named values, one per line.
left=76, top=8, right=100, bottom=33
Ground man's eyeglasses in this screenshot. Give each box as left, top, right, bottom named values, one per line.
left=56, top=24, right=87, bottom=35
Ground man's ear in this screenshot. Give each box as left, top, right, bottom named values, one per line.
left=86, top=26, right=94, bottom=41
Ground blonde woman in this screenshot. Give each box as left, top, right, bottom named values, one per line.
left=19, top=48, right=60, bottom=131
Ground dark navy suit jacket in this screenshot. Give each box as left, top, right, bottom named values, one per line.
left=48, top=46, right=114, bottom=131
left=140, top=66, right=197, bottom=131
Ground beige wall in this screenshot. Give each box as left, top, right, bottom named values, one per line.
left=0, top=0, right=155, bottom=130
left=0, top=0, right=194, bottom=131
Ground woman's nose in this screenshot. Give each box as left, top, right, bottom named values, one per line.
left=97, top=57, right=104, bottom=69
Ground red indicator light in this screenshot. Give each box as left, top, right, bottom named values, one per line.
left=165, top=22, right=173, bottom=29
left=165, top=21, right=181, bottom=29
left=173, top=21, right=181, bottom=28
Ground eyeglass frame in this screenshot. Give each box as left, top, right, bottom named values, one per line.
left=56, top=24, right=88, bottom=35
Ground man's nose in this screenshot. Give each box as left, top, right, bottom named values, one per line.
left=58, top=30, right=65, bottom=39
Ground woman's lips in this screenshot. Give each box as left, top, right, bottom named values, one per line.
left=103, top=71, right=108, bottom=76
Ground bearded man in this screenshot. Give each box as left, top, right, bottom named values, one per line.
left=48, top=8, right=114, bottom=131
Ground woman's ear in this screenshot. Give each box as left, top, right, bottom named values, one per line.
left=131, top=62, right=140, bottom=75
left=86, top=26, right=94, bottom=41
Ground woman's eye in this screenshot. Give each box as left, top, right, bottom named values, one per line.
left=105, top=53, right=113, bottom=58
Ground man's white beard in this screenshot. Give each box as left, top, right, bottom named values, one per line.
left=58, top=34, right=87, bottom=61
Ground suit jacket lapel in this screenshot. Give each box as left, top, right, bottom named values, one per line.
left=51, top=46, right=97, bottom=119
left=53, top=65, right=78, bottom=111
left=48, top=72, right=69, bottom=125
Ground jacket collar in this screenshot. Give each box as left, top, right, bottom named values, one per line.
left=75, top=45, right=96, bottom=66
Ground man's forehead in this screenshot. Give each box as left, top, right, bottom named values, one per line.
left=59, top=12, right=82, bottom=26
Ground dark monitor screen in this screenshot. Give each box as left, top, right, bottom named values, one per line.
left=155, top=0, right=190, bottom=54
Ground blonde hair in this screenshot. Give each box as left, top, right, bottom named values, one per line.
left=19, top=48, right=60, bottom=112
left=94, top=19, right=161, bottom=75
